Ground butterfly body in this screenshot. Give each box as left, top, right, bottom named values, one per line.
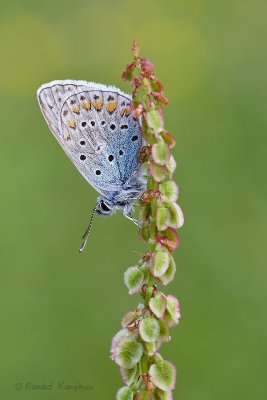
left=37, top=80, right=145, bottom=220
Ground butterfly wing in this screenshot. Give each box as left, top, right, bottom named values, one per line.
left=37, top=80, right=142, bottom=197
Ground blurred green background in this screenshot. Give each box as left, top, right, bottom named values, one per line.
left=0, top=0, right=266, bottom=399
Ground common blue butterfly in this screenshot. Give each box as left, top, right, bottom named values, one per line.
left=37, top=80, right=145, bottom=251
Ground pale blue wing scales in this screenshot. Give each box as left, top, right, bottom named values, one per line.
left=37, top=80, right=143, bottom=199
left=59, top=89, right=125, bottom=193
left=115, top=98, right=143, bottom=184
left=37, top=81, right=125, bottom=195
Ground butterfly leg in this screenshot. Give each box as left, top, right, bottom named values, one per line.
left=124, top=214, right=139, bottom=226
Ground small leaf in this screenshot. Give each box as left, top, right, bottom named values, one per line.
left=149, top=162, right=167, bottom=182
left=150, top=78, right=164, bottom=93
left=121, top=311, right=137, bottom=328
left=110, top=328, right=128, bottom=360
left=145, top=110, right=164, bottom=134
left=144, top=340, right=157, bottom=356
left=124, top=266, right=144, bottom=295
left=120, top=365, right=138, bottom=386
left=158, top=320, right=171, bottom=342
left=115, top=338, right=143, bottom=369
left=166, top=155, right=176, bottom=177
left=140, top=57, right=155, bottom=73
left=139, top=203, right=152, bottom=221
left=165, top=202, right=184, bottom=229
left=116, top=386, right=134, bottom=400
left=156, top=207, right=171, bottom=231
left=161, top=131, right=176, bottom=148
left=132, top=103, right=144, bottom=118
left=159, top=181, right=179, bottom=202
left=151, top=142, right=171, bottom=166
left=152, top=251, right=170, bottom=278
left=156, top=228, right=179, bottom=252
left=152, top=91, right=169, bottom=105
left=149, top=293, right=167, bottom=318
left=149, top=359, right=176, bottom=391
left=124, top=61, right=136, bottom=72
left=164, top=295, right=181, bottom=327
left=158, top=255, right=176, bottom=285
left=139, top=318, right=160, bottom=342
left=122, top=70, right=134, bottom=82
left=138, top=224, right=150, bottom=243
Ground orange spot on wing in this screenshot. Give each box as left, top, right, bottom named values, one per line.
left=63, top=132, right=71, bottom=140
left=82, top=100, right=91, bottom=110
left=120, top=107, right=131, bottom=117
left=92, top=99, right=103, bottom=111
left=72, top=105, right=80, bottom=114
left=106, top=101, right=117, bottom=113
left=67, top=119, right=76, bottom=129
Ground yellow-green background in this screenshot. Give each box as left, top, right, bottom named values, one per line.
left=0, top=0, right=266, bottom=399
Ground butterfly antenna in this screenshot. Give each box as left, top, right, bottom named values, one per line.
left=79, top=206, right=98, bottom=253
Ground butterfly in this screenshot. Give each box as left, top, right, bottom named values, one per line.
left=37, top=80, right=146, bottom=252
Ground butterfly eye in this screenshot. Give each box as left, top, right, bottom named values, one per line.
left=80, top=155, right=86, bottom=161
left=100, top=201, right=110, bottom=212
left=108, top=155, right=114, bottom=162
left=131, top=135, right=138, bottom=141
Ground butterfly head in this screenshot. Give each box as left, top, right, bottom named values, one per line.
left=95, top=195, right=135, bottom=217
left=95, top=198, right=115, bottom=216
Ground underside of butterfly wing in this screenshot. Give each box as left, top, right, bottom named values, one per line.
left=37, top=80, right=143, bottom=199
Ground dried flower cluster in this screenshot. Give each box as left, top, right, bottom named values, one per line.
left=111, top=41, right=184, bottom=400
